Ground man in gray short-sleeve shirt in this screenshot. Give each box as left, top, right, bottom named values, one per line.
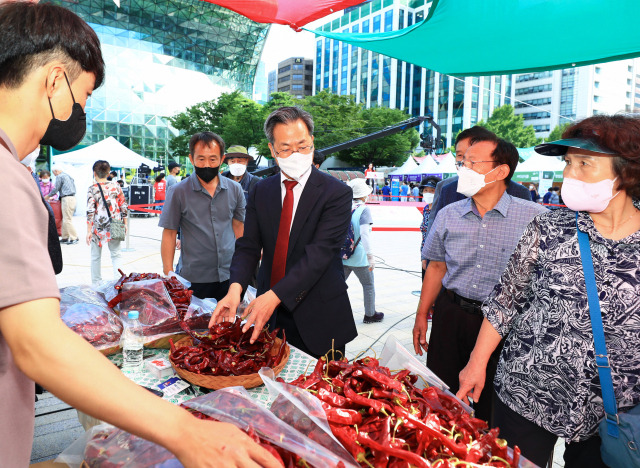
left=159, top=132, right=246, bottom=300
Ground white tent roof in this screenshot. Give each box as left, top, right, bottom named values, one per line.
left=515, top=152, right=565, bottom=173
left=52, top=137, right=159, bottom=169
left=437, top=153, right=458, bottom=173
left=407, top=155, right=440, bottom=174
left=388, top=156, right=418, bottom=175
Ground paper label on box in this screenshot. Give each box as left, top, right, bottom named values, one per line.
left=158, top=376, right=190, bottom=397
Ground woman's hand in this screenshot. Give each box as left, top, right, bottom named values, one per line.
left=456, top=358, right=487, bottom=405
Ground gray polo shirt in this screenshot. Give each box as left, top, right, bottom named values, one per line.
left=159, top=173, right=245, bottom=283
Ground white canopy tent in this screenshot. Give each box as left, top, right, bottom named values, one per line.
left=52, top=137, right=160, bottom=169
left=437, top=153, right=458, bottom=174
left=388, top=156, right=418, bottom=177
left=514, top=152, right=566, bottom=173
left=52, top=137, right=160, bottom=216
left=407, top=155, right=440, bottom=175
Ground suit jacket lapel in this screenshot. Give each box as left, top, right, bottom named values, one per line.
left=264, top=174, right=283, bottom=243
left=288, top=168, right=322, bottom=254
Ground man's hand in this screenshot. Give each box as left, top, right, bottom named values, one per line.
left=86, top=232, right=92, bottom=246
left=422, top=259, right=427, bottom=270
left=367, top=254, right=375, bottom=272
left=412, top=311, right=429, bottom=356
left=456, top=359, right=487, bottom=405
left=241, top=290, right=281, bottom=343
left=174, top=419, right=280, bottom=468
left=176, top=239, right=181, bottom=250
left=209, top=283, right=243, bottom=326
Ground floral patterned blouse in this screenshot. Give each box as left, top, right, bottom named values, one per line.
left=484, top=202, right=640, bottom=442
left=420, top=205, right=430, bottom=253
left=86, top=181, right=128, bottom=247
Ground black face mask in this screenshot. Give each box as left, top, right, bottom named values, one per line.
left=40, top=73, right=87, bottom=151
left=195, top=165, right=219, bottom=183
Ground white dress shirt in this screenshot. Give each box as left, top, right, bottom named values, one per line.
left=279, top=166, right=312, bottom=232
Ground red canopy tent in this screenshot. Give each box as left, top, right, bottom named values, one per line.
left=201, top=0, right=365, bottom=30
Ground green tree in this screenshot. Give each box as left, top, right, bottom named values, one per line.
left=348, top=107, right=420, bottom=167
left=546, top=122, right=571, bottom=142
left=168, top=90, right=262, bottom=157
left=477, top=104, right=542, bottom=148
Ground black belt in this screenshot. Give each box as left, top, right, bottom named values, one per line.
left=60, top=194, right=75, bottom=198
left=443, top=289, right=484, bottom=316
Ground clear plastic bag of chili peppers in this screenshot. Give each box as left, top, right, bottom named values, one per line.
left=118, top=279, right=182, bottom=341
left=183, top=387, right=357, bottom=467
left=182, top=296, right=217, bottom=331
left=60, top=286, right=123, bottom=350
left=261, top=352, right=539, bottom=468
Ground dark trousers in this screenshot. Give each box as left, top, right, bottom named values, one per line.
left=426, top=289, right=501, bottom=424
left=274, top=306, right=345, bottom=360
left=189, top=280, right=229, bottom=301
left=493, top=394, right=608, bottom=468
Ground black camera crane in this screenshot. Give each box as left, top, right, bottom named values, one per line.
left=252, top=115, right=442, bottom=178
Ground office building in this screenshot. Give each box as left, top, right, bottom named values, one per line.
left=314, top=0, right=515, bottom=148
left=48, top=0, right=269, bottom=162
left=513, top=60, right=640, bottom=138
left=274, top=57, right=314, bottom=99
left=268, top=70, right=277, bottom=98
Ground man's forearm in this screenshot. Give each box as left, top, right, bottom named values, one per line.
left=161, top=229, right=177, bottom=274
left=417, top=261, right=447, bottom=316
left=232, top=219, right=244, bottom=239
left=0, top=300, right=193, bottom=456
left=468, top=319, right=502, bottom=367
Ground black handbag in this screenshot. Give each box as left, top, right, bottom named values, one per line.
left=96, top=182, right=126, bottom=242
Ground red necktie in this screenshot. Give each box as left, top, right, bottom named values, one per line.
left=271, top=180, right=297, bottom=287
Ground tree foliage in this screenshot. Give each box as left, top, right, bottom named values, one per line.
left=477, top=104, right=542, bottom=148
left=168, top=89, right=419, bottom=166
left=546, top=122, right=571, bottom=142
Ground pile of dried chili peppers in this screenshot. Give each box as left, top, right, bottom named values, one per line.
left=279, top=355, right=521, bottom=468
left=169, top=317, right=288, bottom=376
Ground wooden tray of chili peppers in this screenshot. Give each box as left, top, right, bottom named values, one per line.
left=169, top=317, right=290, bottom=390
left=275, top=355, right=526, bottom=468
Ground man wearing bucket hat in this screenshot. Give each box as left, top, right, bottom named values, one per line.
left=343, top=178, right=384, bottom=324
left=222, top=145, right=259, bottom=203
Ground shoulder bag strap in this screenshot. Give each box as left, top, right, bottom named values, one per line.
left=96, top=182, right=112, bottom=220
left=576, top=212, right=620, bottom=438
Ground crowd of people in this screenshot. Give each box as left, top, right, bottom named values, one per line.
left=2, top=4, right=639, bottom=468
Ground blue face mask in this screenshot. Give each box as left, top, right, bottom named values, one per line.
left=40, top=73, right=87, bottom=151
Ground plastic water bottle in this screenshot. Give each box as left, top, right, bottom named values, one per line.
left=122, top=310, right=144, bottom=374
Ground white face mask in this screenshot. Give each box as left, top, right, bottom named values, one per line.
left=229, top=163, right=247, bottom=177
left=276, top=152, right=313, bottom=180
left=561, top=177, right=620, bottom=213
left=456, top=166, right=498, bottom=198
left=422, top=193, right=434, bottom=204
left=41, top=178, right=50, bottom=184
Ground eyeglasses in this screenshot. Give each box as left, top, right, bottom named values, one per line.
left=273, top=144, right=314, bottom=158
left=455, top=159, right=497, bottom=170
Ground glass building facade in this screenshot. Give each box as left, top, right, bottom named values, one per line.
left=314, top=0, right=514, bottom=147
left=49, top=0, right=269, bottom=163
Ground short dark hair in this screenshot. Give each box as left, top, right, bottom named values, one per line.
left=455, top=126, right=495, bottom=146
left=0, top=3, right=105, bottom=89
left=264, top=107, right=314, bottom=143
left=92, top=160, right=110, bottom=179
left=313, top=149, right=325, bottom=167
left=168, top=161, right=180, bottom=171
left=189, top=132, right=225, bottom=157
left=155, top=173, right=165, bottom=183
left=39, top=170, right=50, bottom=178
left=490, top=138, right=519, bottom=184
left=563, top=114, right=640, bottom=199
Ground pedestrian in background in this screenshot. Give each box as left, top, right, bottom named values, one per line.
left=343, top=178, right=384, bottom=324
left=400, top=180, right=409, bottom=201
left=419, top=176, right=440, bottom=280
left=153, top=173, right=166, bottom=212
left=45, top=164, right=78, bottom=244
left=39, top=170, right=56, bottom=199
left=86, top=160, right=128, bottom=284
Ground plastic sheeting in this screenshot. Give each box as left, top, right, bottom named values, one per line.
left=309, top=0, right=640, bottom=76
left=202, top=0, right=365, bottom=30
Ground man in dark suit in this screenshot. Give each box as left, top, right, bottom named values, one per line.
left=211, top=107, right=357, bottom=358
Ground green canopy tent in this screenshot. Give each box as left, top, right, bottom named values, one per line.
left=308, top=0, right=640, bottom=76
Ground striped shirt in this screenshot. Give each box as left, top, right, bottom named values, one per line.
left=423, top=191, right=546, bottom=301
left=49, top=172, right=76, bottom=198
